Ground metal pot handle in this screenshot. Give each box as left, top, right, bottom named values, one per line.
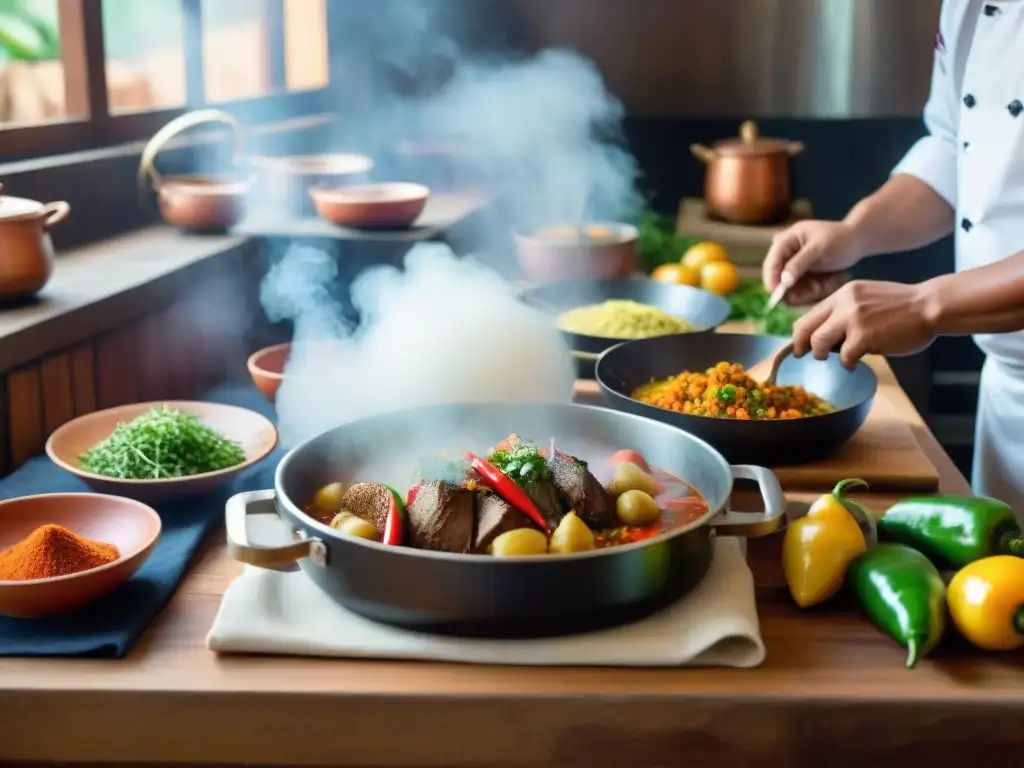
left=225, top=489, right=326, bottom=570
left=710, top=465, right=787, bottom=538
left=690, top=143, right=717, bottom=163
left=138, top=108, right=246, bottom=194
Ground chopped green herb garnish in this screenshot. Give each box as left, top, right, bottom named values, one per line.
left=727, top=279, right=800, bottom=335
left=79, top=406, right=246, bottom=480
left=488, top=438, right=550, bottom=486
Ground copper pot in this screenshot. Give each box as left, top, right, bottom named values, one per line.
left=139, top=109, right=253, bottom=231
left=0, top=183, right=70, bottom=301
left=691, top=121, right=804, bottom=225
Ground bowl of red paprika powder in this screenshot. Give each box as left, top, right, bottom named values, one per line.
left=0, top=493, right=161, bottom=618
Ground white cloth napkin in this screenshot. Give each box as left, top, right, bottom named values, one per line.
left=207, top=537, right=765, bottom=668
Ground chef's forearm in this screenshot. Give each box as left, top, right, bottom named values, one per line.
left=843, top=174, right=956, bottom=259
left=921, top=250, right=1024, bottom=336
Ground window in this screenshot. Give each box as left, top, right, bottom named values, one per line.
left=0, top=0, right=331, bottom=160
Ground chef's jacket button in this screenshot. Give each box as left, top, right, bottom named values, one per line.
left=961, top=218, right=974, bottom=233
left=1009, top=100, right=1023, bottom=118
left=964, top=94, right=977, bottom=108
left=984, top=3, right=1000, bottom=15
left=963, top=141, right=970, bottom=152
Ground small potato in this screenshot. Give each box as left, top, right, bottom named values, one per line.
left=335, top=515, right=382, bottom=541
left=490, top=528, right=549, bottom=557
left=607, top=462, right=660, bottom=498
left=311, top=482, right=346, bottom=515
left=549, top=511, right=595, bottom=554
left=329, top=510, right=354, bottom=529
left=616, top=490, right=661, bottom=527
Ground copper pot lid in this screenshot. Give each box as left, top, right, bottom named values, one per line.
left=711, top=121, right=802, bottom=157
left=0, top=184, right=47, bottom=222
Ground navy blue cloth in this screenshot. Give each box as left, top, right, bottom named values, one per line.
left=0, top=383, right=284, bottom=658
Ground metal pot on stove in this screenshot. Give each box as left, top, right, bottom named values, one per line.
left=225, top=401, right=786, bottom=638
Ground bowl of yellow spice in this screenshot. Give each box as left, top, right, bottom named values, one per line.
left=0, top=493, right=161, bottom=618
left=520, top=276, right=731, bottom=378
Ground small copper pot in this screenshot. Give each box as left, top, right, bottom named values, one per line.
left=691, top=121, right=804, bottom=226
left=139, top=109, right=253, bottom=231
left=251, top=153, right=374, bottom=217
left=0, top=183, right=70, bottom=301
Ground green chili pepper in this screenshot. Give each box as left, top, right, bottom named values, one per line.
left=878, top=495, right=1024, bottom=569
left=847, top=544, right=946, bottom=669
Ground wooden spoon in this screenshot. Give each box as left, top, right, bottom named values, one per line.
left=746, top=341, right=795, bottom=387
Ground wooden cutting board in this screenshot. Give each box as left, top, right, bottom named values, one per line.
left=573, top=382, right=940, bottom=493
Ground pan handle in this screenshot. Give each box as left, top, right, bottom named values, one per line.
left=225, top=490, right=327, bottom=569
left=710, top=465, right=787, bottom=538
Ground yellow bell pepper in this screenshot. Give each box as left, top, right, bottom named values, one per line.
left=783, top=478, right=876, bottom=608
left=947, top=555, right=1024, bottom=651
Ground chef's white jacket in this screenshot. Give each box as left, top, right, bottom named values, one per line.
left=892, top=0, right=1024, bottom=513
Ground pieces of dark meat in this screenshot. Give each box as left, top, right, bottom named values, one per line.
left=407, top=480, right=475, bottom=554
left=340, top=482, right=393, bottom=534
left=523, top=479, right=567, bottom=529
left=473, top=492, right=533, bottom=554
left=548, top=453, right=617, bottom=529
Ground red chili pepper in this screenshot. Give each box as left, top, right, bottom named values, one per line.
left=406, top=482, right=423, bottom=508
left=383, top=486, right=406, bottom=546
left=463, top=452, right=551, bottom=533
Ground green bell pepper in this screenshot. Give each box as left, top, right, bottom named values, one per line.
left=847, top=543, right=947, bottom=670
left=877, top=495, right=1024, bottom=569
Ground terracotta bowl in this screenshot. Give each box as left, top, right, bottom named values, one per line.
left=246, top=341, right=342, bottom=404
left=45, top=401, right=278, bottom=503
left=310, top=182, right=429, bottom=229
left=251, top=153, right=375, bottom=216
left=0, top=493, right=161, bottom=618
left=514, top=222, right=639, bottom=283
left=155, top=174, right=251, bottom=231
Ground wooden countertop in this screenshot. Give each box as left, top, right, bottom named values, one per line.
left=0, top=357, right=1021, bottom=767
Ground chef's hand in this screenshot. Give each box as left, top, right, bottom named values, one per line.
left=763, top=220, right=864, bottom=305
left=791, top=279, right=937, bottom=369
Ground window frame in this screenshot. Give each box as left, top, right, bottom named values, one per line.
left=0, top=0, right=332, bottom=161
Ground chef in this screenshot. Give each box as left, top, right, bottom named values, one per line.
left=762, top=0, right=1024, bottom=513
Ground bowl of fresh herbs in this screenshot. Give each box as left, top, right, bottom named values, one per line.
left=46, top=402, right=278, bottom=502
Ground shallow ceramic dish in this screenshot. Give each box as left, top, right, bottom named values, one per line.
left=310, top=182, right=429, bottom=229
left=0, top=493, right=161, bottom=618
left=46, top=401, right=278, bottom=502
left=252, top=153, right=374, bottom=216
left=513, top=222, right=638, bottom=283
left=247, top=340, right=346, bottom=404
left=520, top=276, right=731, bottom=379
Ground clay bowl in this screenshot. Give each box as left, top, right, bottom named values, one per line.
left=252, top=153, right=374, bottom=216
left=45, top=401, right=278, bottom=503
left=514, top=222, right=638, bottom=283
left=154, top=174, right=251, bottom=231
left=310, top=182, right=429, bottom=229
left=0, top=493, right=161, bottom=618
left=247, top=341, right=343, bottom=404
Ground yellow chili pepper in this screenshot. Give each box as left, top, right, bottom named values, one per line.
left=947, top=555, right=1024, bottom=651
left=783, top=478, right=877, bottom=608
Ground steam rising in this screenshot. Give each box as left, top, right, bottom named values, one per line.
left=264, top=245, right=576, bottom=448
left=262, top=9, right=641, bottom=447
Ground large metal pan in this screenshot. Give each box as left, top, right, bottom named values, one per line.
left=519, top=277, right=731, bottom=378
left=596, top=333, right=878, bottom=467
left=225, top=402, right=784, bottom=638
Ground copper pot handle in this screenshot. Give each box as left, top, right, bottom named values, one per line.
left=690, top=144, right=717, bottom=164
left=41, top=201, right=71, bottom=230
left=138, top=109, right=246, bottom=194
left=787, top=141, right=806, bottom=157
